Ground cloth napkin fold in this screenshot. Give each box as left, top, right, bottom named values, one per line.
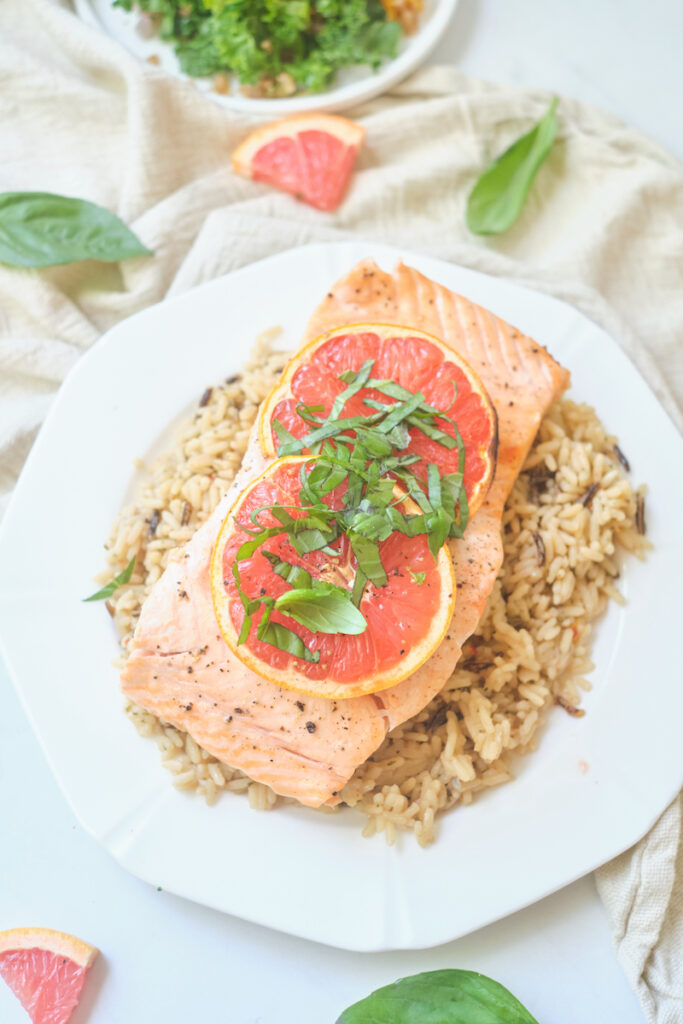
left=1, top=2, right=681, bottom=1020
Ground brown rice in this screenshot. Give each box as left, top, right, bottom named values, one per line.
left=102, top=336, right=648, bottom=845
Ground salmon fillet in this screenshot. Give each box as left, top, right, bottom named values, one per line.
left=121, top=260, right=569, bottom=807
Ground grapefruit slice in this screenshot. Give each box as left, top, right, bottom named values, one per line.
left=257, top=323, right=498, bottom=519
left=210, top=455, right=456, bottom=699
left=0, top=928, right=98, bottom=1024
left=232, top=113, right=364, bottom=212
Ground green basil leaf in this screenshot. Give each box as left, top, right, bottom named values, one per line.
left=329, top=358, right=375, bottom=420
left=275, top=583, right=367, bottom=634
left=0, top=192, right=152, bottom=268
left=364, top=475, right=396, bottom=510
left=273, top=418, right=298, bottom=449
left=427, top=463, right=442, bottom=511
left=348, top=531, right=387, bottom=587
left=354, top=426, right=395, bottom=458
left=235, top=526, right=284, bottom=561
left=466, top=98, right=558, bottom=235
left=83, top=555, right=136, bottom=602
left=258, top=620, right=320, bottom=663
left=351, top=567, right=368, bottom=607
left=409, top=570, right=426, bottom=585
left=376, top=391, right=426, bottom=435
left=345, top=508, right=394, bottom=543
left=277, top=411, right=384, bottom=456
left=261, top=551, right=312, bottom=590
left=441, top=471, right=464, bottom=512
left=337, top=969, right=540, bottom=1024
left=427, top=506, right=451, bottom=560
left=296, top=402, right=325, bottom=425
left=289, top=525, right=339, bottom=555
left=407, top=413, right=458, bottom=449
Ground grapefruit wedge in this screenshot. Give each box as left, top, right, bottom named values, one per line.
left=257, top=323, right=498, bottom=519
left=0, top=928, right=98, bottom=1024
left=232, top=113, right=364, bottom=211
left=210, top=455, right=456, bottom=699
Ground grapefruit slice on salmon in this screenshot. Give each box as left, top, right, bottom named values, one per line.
left=121, top=259, right=569, bottom=808
left=0, top=928, right=98, bottom=1024
left=232, top=113, right=364, bottom=211
left=257, top=322, right=497, bottom=519
left=210, top=455, right=456, bottom=699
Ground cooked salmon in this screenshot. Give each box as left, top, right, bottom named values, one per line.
left=121, top=260, right=569, bottom=807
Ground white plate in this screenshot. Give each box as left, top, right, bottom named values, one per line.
left=72, top=0, right=459, bottom=115
left=1, top=242, right=682, bottom=952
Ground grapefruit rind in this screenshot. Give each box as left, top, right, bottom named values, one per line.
left=232, top=113, right=365, bottom=180
left=0, top=929, right=97, bottom=970
left=256, top=321, right=498, bottom=520
left=210, top=456, right=457, bottom=700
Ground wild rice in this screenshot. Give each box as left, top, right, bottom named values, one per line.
left=104, top=340, right=649, bottom=845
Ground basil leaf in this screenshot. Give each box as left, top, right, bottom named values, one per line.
left=427, top=463, right=442, bottom=511
left=289, top=525, right=339, bottom=555
left=348, top=531, right=387, bottom=587
left=83, top=555, right=135, bottom=602
left=337, top=969, right=540, bottom=1024
left=273, top=418, right=298, bottom=449
left=441, top=471, right=464, bottom=512
left=407, top=413, right=458, bottom=449
left=351, top=567, right=368, bottom=607
left=258, top=619, right=320, bottom=663
left=376, top=391, right=426, bottom=435
left=427, top=507, right=452, bottom=559
left=275, top=583, right=367, bottom=635
left=0, top=192, right=152, bottom=268
left=409, top=570, right=426, bottom=585
left=277, top=411, right=384, bottom=456
left=329, top=358, right=375, bottom=421
left=296, top=402, right=325, bottom=425
left=235, top=526, right=284, bottom=561
left=261, top=551, right=313, bottom=590
left=231, top=561, right=258, bottom=645
left=467, top=98, right=558, bottom=235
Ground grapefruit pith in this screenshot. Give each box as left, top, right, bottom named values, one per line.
left=257, top=323, right=498, bottom=519
left=210, top=456, right=456, bottom=700
left=232, top=113, right=364, bottom=211
left=0, top=928, right=98, bottom=1024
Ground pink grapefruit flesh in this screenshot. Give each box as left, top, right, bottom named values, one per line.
left=0, top=928, right=97, bottom=1024
left=232, top=113, right=364, bottom=212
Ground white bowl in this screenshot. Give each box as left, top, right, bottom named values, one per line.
left=73, top=0, right=459, bottom=115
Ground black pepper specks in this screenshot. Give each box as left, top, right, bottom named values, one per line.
left=305, top=721, right=316, bottom=733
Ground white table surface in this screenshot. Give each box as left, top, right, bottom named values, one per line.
left=4, top=2, right=681, bottom=1021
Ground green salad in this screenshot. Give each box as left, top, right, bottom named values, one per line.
left=115, top=0, right=404, bottom=96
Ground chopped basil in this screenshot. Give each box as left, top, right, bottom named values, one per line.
left=83, top=555, right=136, bottom=602
left=258, top=619, right=320, bottom=663
left=230, top=358, right=475, bottom=663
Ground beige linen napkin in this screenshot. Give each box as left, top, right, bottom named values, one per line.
left=1, top=2, right=681, bottom=1019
